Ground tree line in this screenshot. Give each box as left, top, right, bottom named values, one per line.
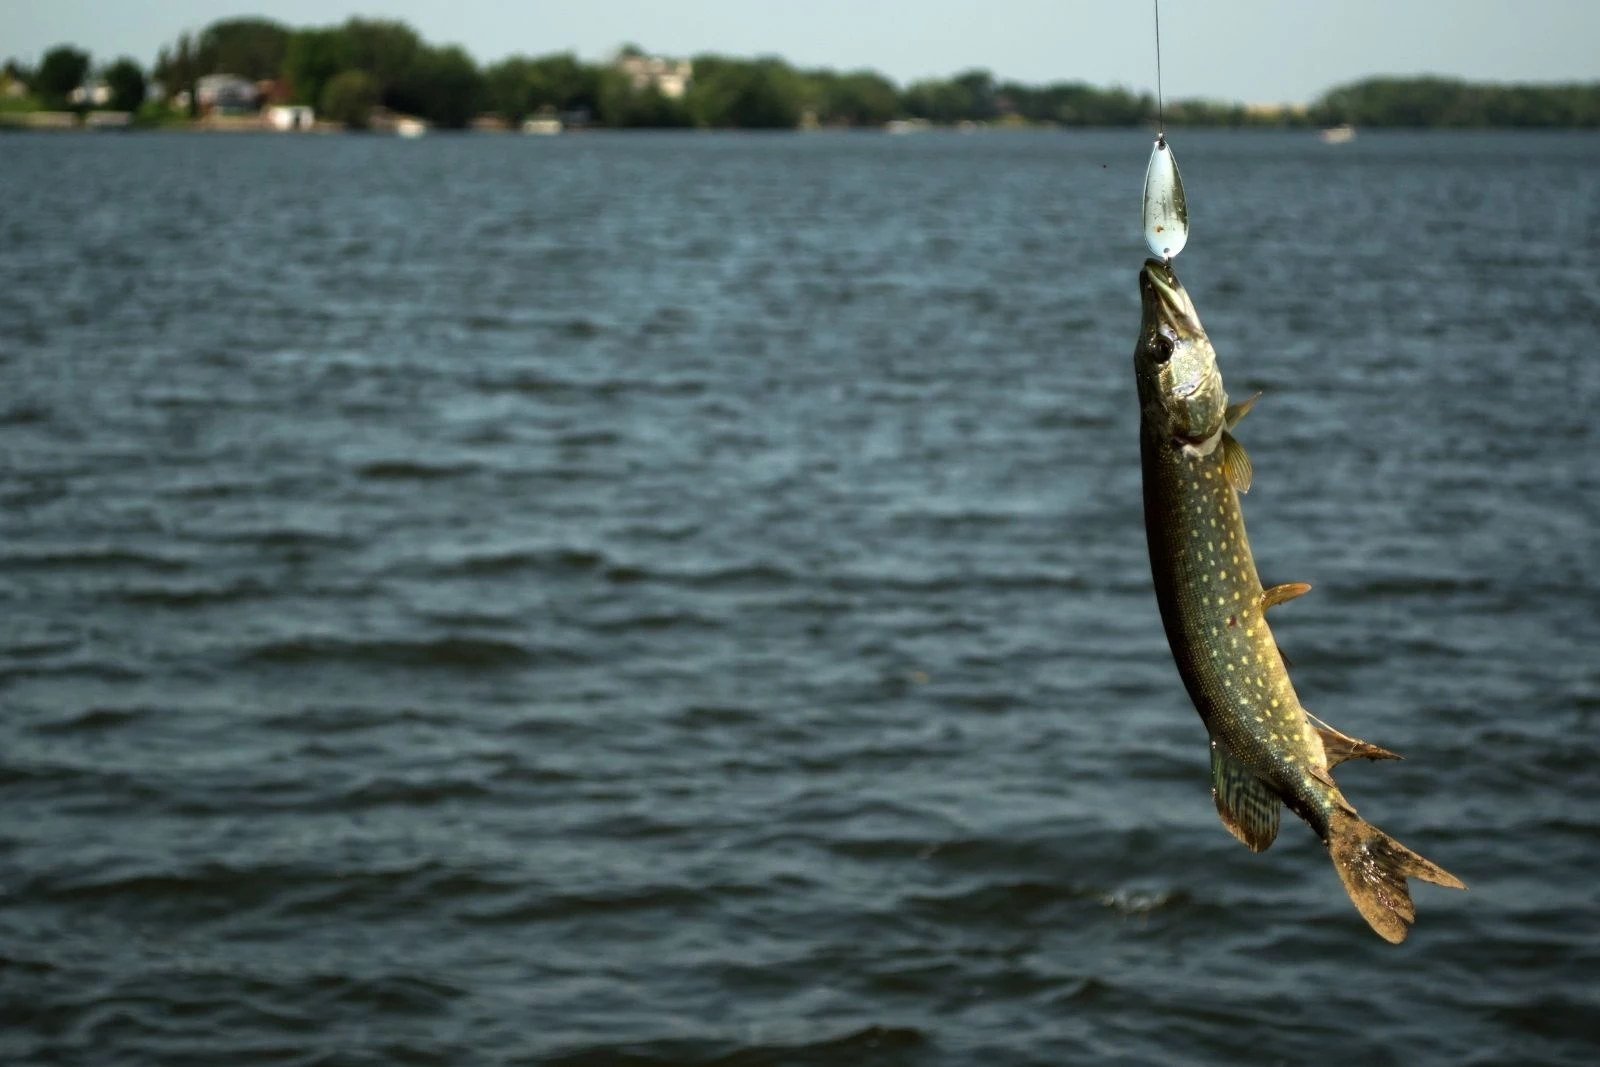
left=5, top=17, right=1599, bottom=130
left=1312, top=77, right=1600, bottom=128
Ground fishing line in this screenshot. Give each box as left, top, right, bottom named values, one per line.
left=1153, top=0, right=1165, bottom=139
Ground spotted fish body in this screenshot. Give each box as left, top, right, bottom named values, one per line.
left=1140, top=392, right=1333, bottom=840
left=1133, top=258, right=1463, bottom=943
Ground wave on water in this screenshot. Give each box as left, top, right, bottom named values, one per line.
left=541, top=1025, right=928, bottom=1067
left=238, top=635, right=575, bottom=670
left=110, top=577, right=272, bottom=608
left=354, top=459, right=482, bottom=481
left=27, top=706, right=156, bottom=735
left=420, top=546, right=799, bottom=590
left=0, top=545, right=193, bottom=572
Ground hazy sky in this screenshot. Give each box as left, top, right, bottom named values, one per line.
left=7, top=1, right=1598, bottom=104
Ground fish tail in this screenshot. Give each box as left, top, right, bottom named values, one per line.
left=1326, top=807, right=1464, bottom=943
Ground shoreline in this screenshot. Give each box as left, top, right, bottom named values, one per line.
left=5, top=118, right=1598, bottom=136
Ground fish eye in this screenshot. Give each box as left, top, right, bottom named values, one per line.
left=1152, top=336, right=1174, bottom=363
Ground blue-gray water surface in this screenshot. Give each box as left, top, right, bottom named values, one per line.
left=1, top=129, right=1597, bottom=1066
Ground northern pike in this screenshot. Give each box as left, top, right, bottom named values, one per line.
left=1134, top=258, right=1463, bottom=943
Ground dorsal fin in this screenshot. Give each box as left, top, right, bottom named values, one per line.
left=1219, top=431, right=1252, bottom=494
left=1261, top=583, right=1311, bottom=611
left=1225, top=391, right=1262, bottom=430
left=1210, top=738, right=1280, bottom=852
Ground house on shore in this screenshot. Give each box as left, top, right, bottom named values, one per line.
left=196, top=74, right=258, bottom=115
left=616, top=52, right=692, bottom=99
left=68, top=81, right=112, bottom=107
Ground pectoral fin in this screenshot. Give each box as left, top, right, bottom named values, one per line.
left=1225, top=391, right=1262, bottom=429
left=1262, top=582, right=1312, bottom=611
left=1220, top=431, right=1253, bottom=494
left=1210, top=738, right=1280, bottom=852
left=1315, top=723, right=1402, bottom=766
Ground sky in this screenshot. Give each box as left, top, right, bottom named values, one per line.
left=6, top=0, right=1599, bottom=105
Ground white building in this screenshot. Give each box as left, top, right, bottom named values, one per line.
left=266, top=105, right=314, bottom=131
left=196, top=73, right=257, bottom=113
left=616, top=53, right=692, bottom=99
left=68, top=81, right=112, bottom=106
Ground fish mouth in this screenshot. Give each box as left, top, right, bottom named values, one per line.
left=1139, top=257, right=1201, bottom=336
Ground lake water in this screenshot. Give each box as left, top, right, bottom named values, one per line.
left=1, top=128, right=1597, bottom=1066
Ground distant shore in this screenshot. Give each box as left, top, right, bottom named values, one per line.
left=6, top=16, right=1599, bottom=133
left=8, top=112, right=1600, bottom=138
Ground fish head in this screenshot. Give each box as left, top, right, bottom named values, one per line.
left=1135, top=258, right=1228, bottom=445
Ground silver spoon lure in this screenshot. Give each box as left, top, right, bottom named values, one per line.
left=1142, top=134, right=1188, bottom=261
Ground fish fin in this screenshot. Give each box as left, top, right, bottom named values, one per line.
left=1314, top=723, right=1402, bottom=766
left=1225, top=391, right=1262, bottom=430
left=1261, top=582, right=1312, bottom=611
left=1219, top=431, right=1252, bottom=494
left=1209, top=738, right=1280, bottom=853
left=1326, top=807, right=1464, bottom=943
left=1263, top=584, right=1309, bottom=668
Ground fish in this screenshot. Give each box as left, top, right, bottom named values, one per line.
left=1133, top=257, right=1464, bottom=943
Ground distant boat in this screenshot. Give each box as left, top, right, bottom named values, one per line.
left=522, top=117, right=562, bottom=135
left=885, top=118, right=931, bottom=135
left=84, top=111, right=133, bottom=131
left=396, top=117, right=427, bottom=138
left=1319, top=124, right=1355, bottom=144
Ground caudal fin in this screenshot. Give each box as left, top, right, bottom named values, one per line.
left=1327, top=808, right=1464, bottom=943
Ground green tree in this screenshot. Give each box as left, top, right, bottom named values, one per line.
left=35, top=45, right=90, bottom=108
left=486, top=52, right=596, bottom=124
left=154, top=32, right=200, bottom=116
left=900, top=71, right=1000, bottom=124
left=902, top=78, right=970, bottom=123
left=194, top=17, right=290, bottom=79
left=812, top=69, right=899, bottom=126
left=951, top=69, right=996, bottom=120
left=103, top=57, right=146, bottom=112
left=3, top=59, right=34, bottom=89
left=1310, top=77, right=1600, bottom=128
left=321, top=69, right=379, bottom=128
left=594, top=66, right=633, bottom=125
left=282, top=28, right=345, bottom=107
left=391, top=44, right=483, bottom=128
left=593, top=67, right=678, bottom=127
left=530, top=53, right=600, bottom=113
left=685, top=55, right=801, bottom=128
left=485, top=56, right=532, bottom=123
left=337, top=18, right=422, bottom=99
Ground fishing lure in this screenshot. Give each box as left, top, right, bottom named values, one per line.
left=1142, top=135, right=1187, bottom=261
